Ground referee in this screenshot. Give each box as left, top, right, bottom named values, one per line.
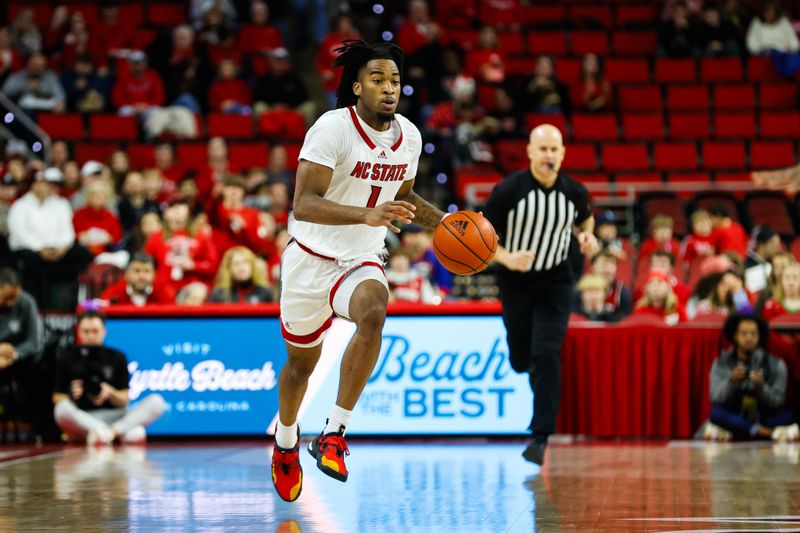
left=484, top=124, right=597, bottom=465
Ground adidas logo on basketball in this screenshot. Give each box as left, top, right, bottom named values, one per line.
left=450, top=219, right=469, bottom=236
left=378, top=150, right=388, bottom=159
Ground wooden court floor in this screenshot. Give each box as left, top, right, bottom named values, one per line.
left=0, top=440, right=799, bottom=532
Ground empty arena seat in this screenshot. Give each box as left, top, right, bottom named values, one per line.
left=568, top=5, right=612, bottom=27
left=616, top=5, right=658, bottom=28
left=760, top=111, right=800, bottom=138
left=528, top=33, right=568, bottom=56
left=523, top=5, right=567, bottom=28
left=229, top=143, right=269, bottom=170
left=654, top=143, right=698, bottom=171
left=747, top=56, right=782, bottom=82
left=259, top=110, right=306, bottom=140
left=570, top=31, right=609, bottom=55
left=572, top=114, right=618, bottom=141
left=602, top=144, right=649, bottom=172
left=622, top=114, right=663, bottom=141
left=38, top=113, right=84, bottom=141
left=655, top=58, right=696, bottom=83
left=495, top=139, right=529, bottom=173
left=700, top=57, right=743, bottom=82
left=713, top=84, right=756, bottom=110
left=127, top=143, right=156, bottom=170
left=562, top=143, right=598, bottom=172
left=618, top=85, right=662, bottom=112
left=759, top=83, right=798, bottom=110
left=611, top=32, right=657, bottom=56
left=702, top=142, right=746, bottom=170
left=176, top=143, right=207, bottom=170
left=89, top=115, right=138, bottom=141
left=667, top=85, right=709, bottom=111
left=497, top=32, right=525, bottom=54
left=525, top=114, right=567, bottom=137
left=750, top=141, right=796, bottom=169
left=713, top=112, right=756, bottom=139
left=668, top=112, right=710, bottom=140
left=745, top=191, right=796, bottom=238
left=207, top=114, right=254, bottom=139
left=605, top=58, right=650, bottom=83
left=74, top=143, right=117, bottom=165
left=147, top=3, right=187, bottom=26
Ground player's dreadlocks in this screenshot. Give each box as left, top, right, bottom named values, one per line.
left=333, top=39, right=404, bottom=109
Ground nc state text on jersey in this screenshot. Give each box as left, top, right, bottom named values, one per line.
left=350, top=162, right=409, bottom=182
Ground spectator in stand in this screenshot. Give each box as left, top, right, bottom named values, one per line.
left=709, top=204, right=748, bottom=259
left=486, top=86, right=525, bottom=141
left=71, top=160, right=117, bottom=214
left=589, top=250, right=632, bottom=321
left=746, top=0, right=799, bottom=55
left=61, top=161, right=81, bottom=200
left=177, top=177, right=205, bottom=218
left=0, top=173, right=17, bottom=264
left=108, top=151, right=130, bottom=191
left=72, top=180, right=122, bottom=257
left=196, top=4, right=237, bottom=64
left=266, top=181, right=290, bottom=226
left=524, top=56, right=570, bottom=116
left=126, top=211, right=162, bottom=255
left=209, top=175, right=272, bottom=257
left=316, top=14, right=359, bottom=110
left=761, top=261, right=800, bottom=319
left=744, top=226, right=782, bottom=293
left=1, top=53, right=66, bottom=115
left=755, top=252, right=795, bottom=313
left=698, top=3, right=742, bottom=56
left=208, top=246, right=274, bottom=304
left=0, top=26, right=24, bottom=86
left=101, top=253, right=175, bottom=306
left=55, top=15, right=106, bottom=75
left=465, top=26, right=506, bottom=84
left=190, top=0, right=238, bottom=29
left=93, top=4, right=134, bottom=61
left=265, top=145, right=295, bottom=189
left=53, top=311, right=166, bottom=445
left=253, top=47, right=313, bottom=123
left=176, top=282, right=209, bottom=306
left=594, top=210, right=626, bottom=259
left=150, top=24, right=214, bottom=114
left=705, top=313, right=797, bottom=442
left=397, top=0, right=444, bottom=105
left=633, top=271, right=686, bottom=325
left=118, top=172, right=161, bottom=234
left=7, top=168, right=92, bottom=306
left=639, top=250, right=691, bottom=305
left=573, top=274, right=616, bottom=322
left=144, top=199, right=218, bottom=294
left=386, top=247, right=439, bottom=304
left=50, top=141, right=71, bottom=171
left=142, top=169, right=170, bottom=205
left=10, top=9, right=42, bottom=58
left=658, top=0, right=701, bottom=58
left=196, top=137, right=233, bottom=207
left=154, top=142, right=186, bottom=187
left=661, top=0, right=704, bottom=21
left=694, top=269, right=754, bottom=317
left=401, top=225, right=453, bottom=298
left=113, top=51, right=165, bottom=118
left=61, top=54, right=108, bottom=113
left=639, top=214, right=681, bottom=265
left=239, top=1, right=284, bottom=76
left=209, top=59, right=252, bottom=114
left=681, top=208, right=715, bottom=264
left=573, top=53, right=611, bottom=113
left=266, top=227, right=289, bottom=286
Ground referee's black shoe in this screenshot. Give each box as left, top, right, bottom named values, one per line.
left=522, top=441, right=547, bottom=465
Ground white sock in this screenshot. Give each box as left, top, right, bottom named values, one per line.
left=324, top=405, right=352, bottom=434
left=275, top=421, right=298, bottom=449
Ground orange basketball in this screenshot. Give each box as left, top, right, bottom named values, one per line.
left=433, top=211, right=499, bottom=275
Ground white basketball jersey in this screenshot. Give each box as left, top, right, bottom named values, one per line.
left=290, top=106, right=422, bottom=260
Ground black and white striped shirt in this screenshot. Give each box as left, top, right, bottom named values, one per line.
left=484, top=169, right=591, bottom=275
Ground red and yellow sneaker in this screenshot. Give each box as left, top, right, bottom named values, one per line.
left=272, top=439, right=303, bottom=502
left=307, top=429, right=350, bottom=482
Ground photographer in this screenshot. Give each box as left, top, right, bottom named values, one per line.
left=708, top=314, right=798, bottom=441
left=52, top=311, right=164, bottom=445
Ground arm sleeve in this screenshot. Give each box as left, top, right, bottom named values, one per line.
left=6, top=202, right=25, bottom=250
left=573, top=182, right=592, bottom=225
left=297, top=112, right=347, bottom=170
left=709, top=356, right=736, bottom=404
left=112, top=350, right=130, bottom=391
left=53, top=200, right=76, bottom=248
left=14, top=295, right=42, bottom=361
left=759, top=357, right=788, bottom=409
left=746, top=20, right=761, bottom=54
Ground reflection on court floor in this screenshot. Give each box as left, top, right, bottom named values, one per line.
left=0, top=440, right=798, bottom=532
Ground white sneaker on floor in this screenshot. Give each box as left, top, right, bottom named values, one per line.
left=778, top=423, right=800, bottom=442
left=772, top=426, right=787, bottom=442
left=86, top=427, right=115, bottom=446
left=121, top=425, right=147, bottom=445
left=704, top=422, right=732, bottom=442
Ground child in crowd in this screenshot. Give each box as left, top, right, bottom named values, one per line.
left=633, top=271, right=686, bottom=325
left=681, top=209, right=715, bottom=263
left=639, top=214, right=681, bottom=265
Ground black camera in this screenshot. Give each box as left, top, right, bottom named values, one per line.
left=76, top=346, right=104, bottom=397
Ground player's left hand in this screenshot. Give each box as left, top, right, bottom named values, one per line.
left=577, top=231, right=599, bottom=256
left=366, top=201, right=416, bottom=233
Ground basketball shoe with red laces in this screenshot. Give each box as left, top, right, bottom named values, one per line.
left=272, top=436, right=303, bottom=502
left=307, top=425, right=350, bottom=482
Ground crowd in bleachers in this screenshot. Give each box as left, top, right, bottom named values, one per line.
left=0, top=0, right=799, bottom=320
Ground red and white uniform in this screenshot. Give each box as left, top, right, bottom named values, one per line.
left=281, top=106, right=422, bottom=347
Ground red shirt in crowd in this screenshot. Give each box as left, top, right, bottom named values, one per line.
left=208, top=201, right=273, bottom=257
left=639, top=237, right=681, bottom=263
left=209, top=78, right=252, bottom=113
left=144, top=229, right=219, bottom=292
left=681, top=233, right=716, bottom=263
left=316, top=32, right=356, bottom=92
left=112, top=69, right=165, bottom=108
left=711, top=222, right=748, bottom=258
left=72, top=206, right=123, bottom=256
left=633, top=303, right=687, bottom=324
left=101, top=279, right=176, bottom=306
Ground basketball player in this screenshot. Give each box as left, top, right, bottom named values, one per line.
left=271, top=40, right=446, bottom=502
left=483, top=124, right=598, bottom=466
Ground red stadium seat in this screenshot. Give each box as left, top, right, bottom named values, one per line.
left=38, top=113, right=84, bottom=141
left=447, top=30, right=479, bottom=52
left=568, top=6, right=613, bottom=27
left=259, top=110, right=306, bottom=141
left=713, top=113, right=756, bottom=139
left=207, top=114, right=254, bottom=139
left=640, top=196, right=689, bottom=237
left=700, top=57, right=743, bottom=82
left=434, top=0, right=475, bottom=28
left=176, top=143, right=207, bottom=170
left=284, top=143, right=302, bottom=171
left=525, top=114, right=567, bottom=137
left=747, top=56, right=781, bottom=82
left=750, top=141, right=796, bottom=169
left=759, top=83, right=798, bottom=110
left=505, top=56, right=535, bottom=76
left=702, top=142, right=745, bottom=170
left=611, top=32, right=657, bottom=56
left=666, top=172, right=711, bottom=184
left=572, top=114, right=618, bottom=141
left=654, top=58, right=696, bottom=83
left=497, top=32, right=525, bottom=54
left=528, top=33, right=568, bottom=56
left=667, top=85, right=709, bottom=111
left=760, top=111, right=800, bottom=138
left=89, top=115, right=137, bottom=141
left=668, top=112, right=709, bottom=139
left=523, top=5, right=567, bottom=27
left=712, top=84, right=756, bottom=110
left=714, top=172, right=751, bottom=184
left=131, top=28, right=157, bottom=50
left=127, top=143, right=155, bottom=170
left=616, top=5, right=658, bottom=27
left=562, top=143, right=598, bottom=172
left=746, top=192, right=796, bottom=237
left=617, top=85, right=662, bottom=112
left=570, top=31, right=609, bottom=55
left=554, top=58, right=581, bottom=83
left=147, top=4, right=187, bottom=26
left=654, top=143, right=698, bottom=171
left=479, top=1, right=524, bottom=27
left=495, top=139, right=529, bottom=174
left=622, top=114, right=664, bottom=141
left=605, top=58, right=649, bottom=83
left=602, top=144, right=649, bottom=172
left=229, top=143, right=269, bottom=170
left=74, top=143, right=117, bottom=165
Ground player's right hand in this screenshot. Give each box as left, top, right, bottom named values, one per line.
left=365, top=201, right=416, bottom=233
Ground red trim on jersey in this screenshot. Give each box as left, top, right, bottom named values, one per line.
left=281, top=315, right=333, bottom=344
left=348, top=106, right=404, bottom=152
left=292, top=238, right=336, bottom=261
left=329, top=261, right=386, bottom=308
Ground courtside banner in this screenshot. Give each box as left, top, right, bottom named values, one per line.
left=106, top=317, right=286, bottom=435
left=296, top=316, right=532, bottom=435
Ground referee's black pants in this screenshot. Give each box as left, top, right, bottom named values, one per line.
left=499, top=265, right=573, bottom=443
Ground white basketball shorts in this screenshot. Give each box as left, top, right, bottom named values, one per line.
left=280, top=239, right=389, bottom=347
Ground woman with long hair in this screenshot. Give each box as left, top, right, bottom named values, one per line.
left=633, top=271, right=686, bottom=324
left=762, top=261, right=800, bottom=319
left=208, top=246, right=274, bottom=304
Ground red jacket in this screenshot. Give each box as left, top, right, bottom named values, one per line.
left=238, top=24, right=283, bottom=53
left=315, top=32, right=356, bottom=92
left=112, top=69, right=165, bottom=108
left=712, top=223, right=748, bottom=258
left=639, top=237, right=681, bottom=263
left=633, top=303, right=687, bottom=324
left=209, top=79, right=252, bottom=112
left=73, top=206, right=123, bottom=255
left=144, top=229, right=219, bottom=292
left=101, top=279, right=176, bottom=306
left=681, top=234, right=715, bottom=263
left=209, top=201, right=273, bottom=256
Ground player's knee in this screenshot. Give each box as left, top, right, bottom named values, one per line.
left=354, top=302, right=386, bottom=334
left=285, top=356, right=317, bottom=382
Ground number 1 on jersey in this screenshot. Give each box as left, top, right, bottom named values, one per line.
left=366, top=185, right=381, bottom=208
